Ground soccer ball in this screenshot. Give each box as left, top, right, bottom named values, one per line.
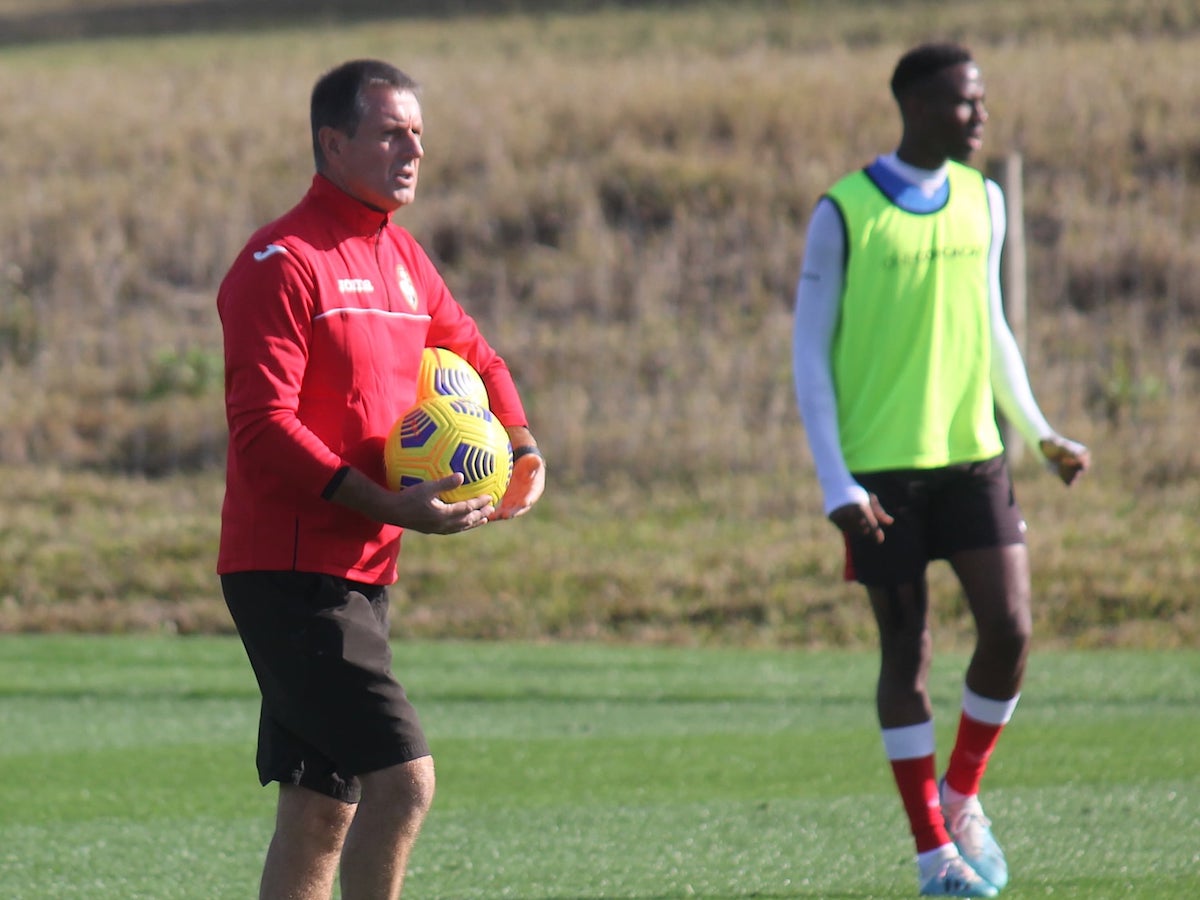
left=416, top=347, right=490, bottom=409
left=384, top=396, right=513, bottom=504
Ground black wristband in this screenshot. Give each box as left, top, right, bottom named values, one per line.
left=512, top=445, right=543, bottom=463
left=321, top=465, right=351, bottom=500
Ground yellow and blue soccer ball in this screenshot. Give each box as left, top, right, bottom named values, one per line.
left=416, top=347, right=490, bottom=409
left=384, top=396, right=512, bottom=504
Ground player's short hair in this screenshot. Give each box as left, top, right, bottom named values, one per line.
left=890, top=43, right=973, bottom=101
left=311, top=59, right=420, bottom=171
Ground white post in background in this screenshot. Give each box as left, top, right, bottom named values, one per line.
left=992, top=152, right=1027, bottom=463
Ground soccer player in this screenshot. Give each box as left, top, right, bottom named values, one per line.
left=791, top=43, right=1089, bottom=897
left=217, top=60, right=545, bottom=899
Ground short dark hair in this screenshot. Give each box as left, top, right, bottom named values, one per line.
left=310, top=59, right=419, bottom=170
left=890, top=43, right=973, bottom=101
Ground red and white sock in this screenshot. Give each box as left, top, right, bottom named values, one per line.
left=943, top=686, right=1020, bottom=799
left=882, top=721, right=952, bottom=853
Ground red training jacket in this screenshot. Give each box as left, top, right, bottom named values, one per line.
left=217, top=174, right=527, bottom=584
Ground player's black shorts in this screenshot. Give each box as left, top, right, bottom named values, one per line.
left=844, top=454, right=1026, bottom=586
left=221, top=571, right=431, bottom=803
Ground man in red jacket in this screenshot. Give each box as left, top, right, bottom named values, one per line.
left=217, top=59, right=545, bottom=900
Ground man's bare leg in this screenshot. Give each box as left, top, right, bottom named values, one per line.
left=951, top=544, right=1032, bottom=700
left=259, top=784, right=356, bottom=900
left=339, top=755, right=436, bottom=900
left=867, top=577, right=934, bottom=728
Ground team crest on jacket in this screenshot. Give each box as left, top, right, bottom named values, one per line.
left=396, top=264, right=419, bottom=311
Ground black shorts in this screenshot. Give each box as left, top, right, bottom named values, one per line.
left=221, top=571, right=430, bottom=803
left=844, top=454, right=1026, bottom=586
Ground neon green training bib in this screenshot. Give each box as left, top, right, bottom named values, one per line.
left=827, top=161, right=1004, bottom=472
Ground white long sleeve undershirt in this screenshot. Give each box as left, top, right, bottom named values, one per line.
left=792, top=153, right=1056, bottom=517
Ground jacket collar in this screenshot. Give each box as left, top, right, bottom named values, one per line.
left=307, top=173, right=392, bottom=235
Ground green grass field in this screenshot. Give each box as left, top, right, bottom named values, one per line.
left=1, top=637, right=1196, bottom=898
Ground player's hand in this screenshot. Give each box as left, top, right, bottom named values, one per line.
left=1039, top=436, right=1090, bottom=486
left=494, top=449, right=545, bottom=520
left=391, top=473, right=494, bottom=535
left=828, top=493, right=894, bottom=544
left=327, top=467, right=492, bottom=534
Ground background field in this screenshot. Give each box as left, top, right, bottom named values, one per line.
left=1, top=637, right=1197, bottom=899
left=1, top=12, right=1195, bottom=900
left=1, top=0, right=1199, bottom=644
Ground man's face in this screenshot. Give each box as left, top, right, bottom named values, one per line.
left=918, top=61, right=988, bottom=163
left=323, top=85, right=424, bottom=212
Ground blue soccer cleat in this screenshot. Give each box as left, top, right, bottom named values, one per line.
left=940, top=781, right=1009, bottom=891
left=919, top=854, right=999, bottom=897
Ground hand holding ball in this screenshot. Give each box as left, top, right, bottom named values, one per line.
left=385, top=396, right=513, bottom=505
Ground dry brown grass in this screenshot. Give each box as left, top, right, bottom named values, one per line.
left=3, top=456, right=1196, bottom=649
left=1, top=1, right=1198, bottom=641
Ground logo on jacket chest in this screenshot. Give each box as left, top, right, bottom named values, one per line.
left=338, top=277, right=376, bottom=294
left=396, top=264, right=419, bottom=311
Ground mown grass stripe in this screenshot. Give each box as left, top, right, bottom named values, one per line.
left=0, top=637, right=1196, bottom=899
